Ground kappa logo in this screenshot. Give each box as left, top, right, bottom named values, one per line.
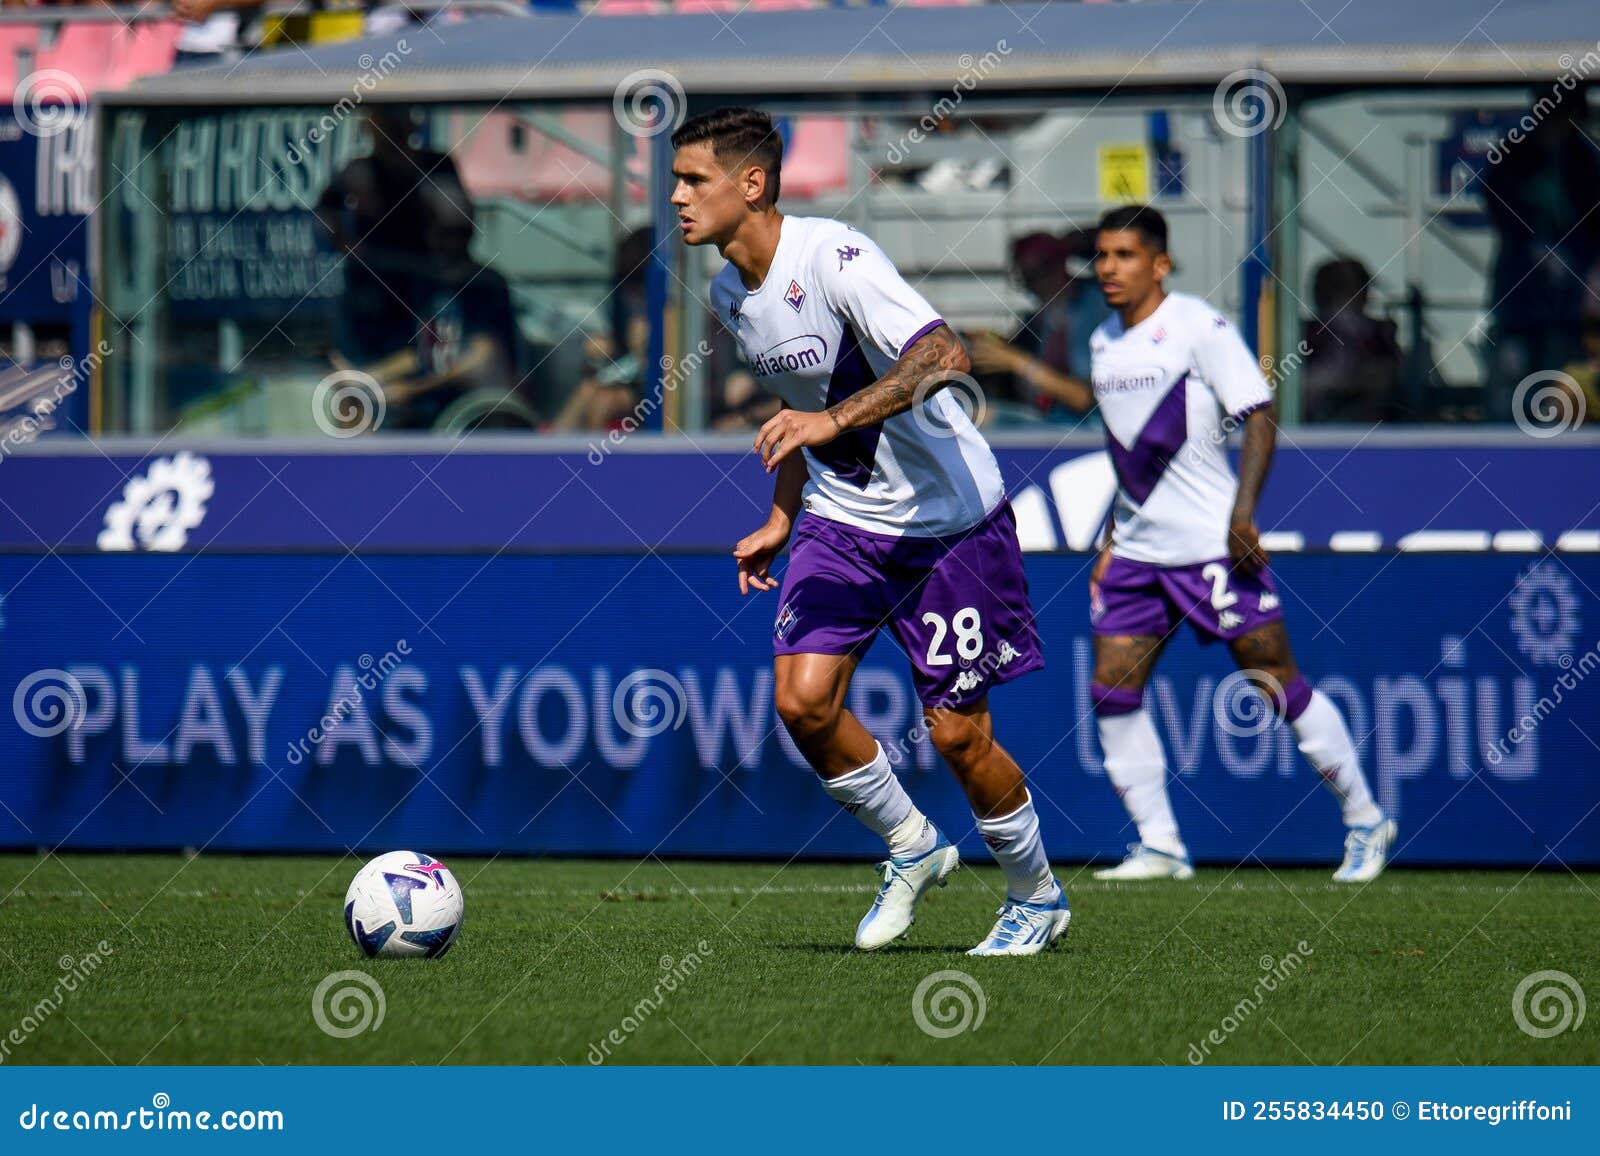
left=729, top=299, right=741, bottom=322
left=784, top=280, right=806, bottom=311
left=955, top=670, right=984, bottom=692
left=1258, top=591, right=1279, bottom=612
left=836, top=245, right=862, bottom=270
left=996, top=640, right=1021, bottom=665
left=1218, top=609, right=1244, bottom=631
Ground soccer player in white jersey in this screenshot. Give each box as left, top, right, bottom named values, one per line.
left=1085, top=205, right=1396, bottom=883
left=670, top=107, right=1069, bottom=954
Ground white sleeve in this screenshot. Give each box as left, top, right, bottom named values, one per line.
left=813, top=228, right=944, bottom=360
left=1191, top=305, right=1274, bottom=418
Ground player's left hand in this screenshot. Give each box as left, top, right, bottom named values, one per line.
left=1228, top=519, right=1269, bottom=576
left=754, top=408, right=838, bottom=472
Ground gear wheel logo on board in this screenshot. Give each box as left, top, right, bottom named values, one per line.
left=97, top=452, right=214, bottom=552
left=1507, top=561, right=1580, bottom=666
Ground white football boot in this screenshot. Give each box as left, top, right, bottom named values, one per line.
left=1333, top=818, right=1397, bottom=883
left=1092, top=843, right=1195, bottom=881
left=967, top=881, right=1071, bottom=956
left=854, top=836, right=960, bottom=950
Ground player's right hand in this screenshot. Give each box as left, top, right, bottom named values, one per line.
left=733, top=522, right=789, bottom=596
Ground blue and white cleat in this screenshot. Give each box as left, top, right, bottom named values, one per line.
left=854, top=837, right=960, bottom=951
left=1092, top=843, right=1195, bottom=881
left=967, top=881, right=1071, bottom=956
left=1334, top=817, right=1397, bottom=883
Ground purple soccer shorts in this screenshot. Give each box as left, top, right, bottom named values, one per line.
left=772, top=502, right=1044, bottom=708
left=1090, top=554, right=1284, bottom=644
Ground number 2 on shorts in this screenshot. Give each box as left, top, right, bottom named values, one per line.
left=923, top=607, right=983, bottom=666
left=1201, top=562, right=1239, bottom=611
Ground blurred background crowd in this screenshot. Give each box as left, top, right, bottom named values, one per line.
left=3, top=0, right=1598, bottom=438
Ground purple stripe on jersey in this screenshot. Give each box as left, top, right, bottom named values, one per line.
left=812, top=323, right=883, bottom=489
left=899, top=317, right=945, bottom=357
left=1106, top=373, right=1188, bottom=504
left=1230, top=399, right=1272, bottom=422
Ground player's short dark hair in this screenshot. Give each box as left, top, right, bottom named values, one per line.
left=1097, top=205, right=1168, bottom=255
left=671, top=106, right=783, bottom=205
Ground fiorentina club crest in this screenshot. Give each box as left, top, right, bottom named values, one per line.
left=784, top=280, right=806, bottom=311
left=775, top=602, right=799, bottom=641
left=1151, top=327, right=1167, bottom=344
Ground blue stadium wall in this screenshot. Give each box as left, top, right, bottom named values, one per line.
left=2, top=440, right=1597, bottom=867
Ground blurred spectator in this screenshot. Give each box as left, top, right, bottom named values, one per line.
left=710, top=367, right=779, bottom=430
left=1559, top=316, right=1600, bottom=427
left=316, top=106, right=474, bottom=366
left=550, top=227, right=654, bottom=432
left=1479, top=93, right=1600, bottom=421
left=967, top=230, right=1104, bottom=417
left=171, top=0, right=247, bottom=65
left=332, top=217, right=523, bottom=432
left=171, top=0, right=412, bottom=64
left=1300, top=256, right=1402, bottom=423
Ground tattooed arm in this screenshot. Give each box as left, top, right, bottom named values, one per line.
left=827, top=323, right=970, bottom=431
left=752, top=325, right=970, bottom=471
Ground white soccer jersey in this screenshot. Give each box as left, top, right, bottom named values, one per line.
left=710, top=215, right=1004, bottom=538
left=1089, top=291, right=1274, bottom=566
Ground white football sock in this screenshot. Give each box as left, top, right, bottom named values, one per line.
left=820, top=743, right=938, bottom=858
left=976, top=793, right=1057, bottom=904
left=1291, top=691, right=1383, bottom=828
left=1097, top=708, right=1185, bottom=857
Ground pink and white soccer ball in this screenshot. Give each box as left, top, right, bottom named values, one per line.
left=343, top=851, right=464, bottom=959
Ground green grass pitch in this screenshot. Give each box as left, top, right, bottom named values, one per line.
left=0, top=854, right=1593, bottom=1066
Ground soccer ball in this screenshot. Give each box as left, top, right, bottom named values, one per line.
left=343, top=851, right=464, bottom=959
